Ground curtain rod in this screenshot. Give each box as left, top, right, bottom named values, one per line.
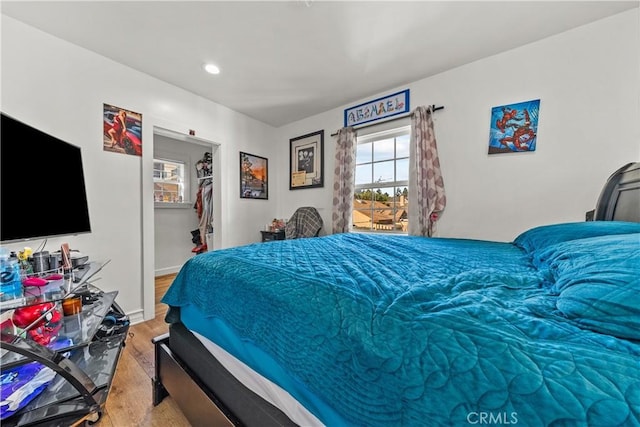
left=331, top=105, right=444, bottom=137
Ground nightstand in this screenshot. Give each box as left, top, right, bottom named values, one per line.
left=261, top=230, right=285, bottom=242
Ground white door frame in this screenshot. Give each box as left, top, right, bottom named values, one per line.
left=142, top=124, right=220, bottom=321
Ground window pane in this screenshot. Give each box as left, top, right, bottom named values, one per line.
left=165, top=163, right=180, bottom=180
left=153, top=158, right=186, bottom=203
left=352, top=128, right=410, bottom=235
left=373, top=160, right=395, bottom=184
left=356, top=142, right=372, bottom=164
left=355, top=164, right=373, bottom=186
left=396, top=134, right=410, bottom=158
left=373, top=138, right=394, bottom=162
left=396, top=158, right=409, bottom=182
left=153, top=162, right=163, bottom=179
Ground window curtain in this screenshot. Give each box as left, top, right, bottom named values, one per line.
left=331, top=127, right=357, bottom=234
left=408, top=105, right=446, bottom=237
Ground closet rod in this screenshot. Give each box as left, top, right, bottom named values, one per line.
left=331, top=105, right=444, bottom=137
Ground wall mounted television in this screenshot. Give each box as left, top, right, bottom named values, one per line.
left=1, top=113, right=92, bottom=243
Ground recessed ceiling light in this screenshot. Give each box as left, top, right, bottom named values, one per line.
left=204, top=64, right=220, bottom=75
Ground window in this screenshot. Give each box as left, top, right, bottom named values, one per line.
left=353, top=126, right=410, bottom=233
left=154, top=159, right=186, bottom=204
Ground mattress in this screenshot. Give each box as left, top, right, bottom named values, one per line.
left=167, top=321, right=299, bottom=427
left=189, top=327, right=322, bottom=426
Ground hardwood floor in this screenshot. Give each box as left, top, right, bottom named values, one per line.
left=96, top=273, right=191, bottom=426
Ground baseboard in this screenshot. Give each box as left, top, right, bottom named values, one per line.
left=155, top=265, right=182, bottom=277
left=127, top=309, right=145, bottom=325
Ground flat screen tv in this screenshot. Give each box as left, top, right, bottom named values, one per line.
left=1, top=113, right=92, bottom=243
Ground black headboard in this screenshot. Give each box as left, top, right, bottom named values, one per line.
left=594, top=162, right=640, bottom=222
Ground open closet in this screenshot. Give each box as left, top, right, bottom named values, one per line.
left=152, top=128, right=218, bottom=277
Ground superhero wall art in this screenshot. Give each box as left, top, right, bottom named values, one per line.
left=488, top=99, right=540, bottom=154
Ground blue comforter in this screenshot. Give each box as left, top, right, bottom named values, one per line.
left=162, top=229, right=640, bottom=427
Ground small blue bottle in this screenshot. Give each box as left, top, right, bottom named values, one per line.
left=0, top=251, right=23, bottom=301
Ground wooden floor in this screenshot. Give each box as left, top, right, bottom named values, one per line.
left=96, top=273, right=192, bottom=426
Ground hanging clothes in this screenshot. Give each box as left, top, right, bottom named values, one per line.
left=198, top=180, right=213, bottom=247
left=192, top=152, right=212, bottom=253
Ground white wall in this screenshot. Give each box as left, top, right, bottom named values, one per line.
left=1, top=15, right=279, bottom=322
left=276, top=9, right=640, bottom=242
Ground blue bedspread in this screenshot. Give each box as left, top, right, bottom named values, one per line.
left=162, top=230, right=640, bottom=427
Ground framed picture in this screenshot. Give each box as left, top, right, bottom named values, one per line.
left=240, top=152, right=268, bottom=200
left=103, top=103, right=143, bottom=157
left=488, top=99, right=540, bottom=154
left=289, top=130, right=324, bottom=190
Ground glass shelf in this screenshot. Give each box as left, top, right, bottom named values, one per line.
left=0, top=261, right=110, bottom=312
left=23, top=334, right=126, bottom=407
left=0, top=258, right=128, bottom=426
left=0, top=291, right=118, bottom=369
left=1, top=333, right=127, bottom=427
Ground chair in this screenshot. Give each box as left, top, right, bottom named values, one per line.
left=285, top=207, right=323, bottom=239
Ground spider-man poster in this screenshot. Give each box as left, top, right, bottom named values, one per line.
left=488, top=99, right=540, bottom=154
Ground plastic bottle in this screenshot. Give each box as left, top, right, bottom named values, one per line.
left=0, top=250, right=23, bottom=301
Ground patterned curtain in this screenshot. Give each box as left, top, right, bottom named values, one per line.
left=331, top=127, right=357, bottom=234
left=409, top=106, right=446, bottom=237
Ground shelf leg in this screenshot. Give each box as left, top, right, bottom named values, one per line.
left=86, top=410, right=102, bottom=425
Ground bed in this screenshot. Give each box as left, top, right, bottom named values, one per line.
left=153, top=162, right=640, bottom=427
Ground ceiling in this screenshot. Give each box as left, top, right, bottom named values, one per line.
left=2, top=1, right=638, bottom=127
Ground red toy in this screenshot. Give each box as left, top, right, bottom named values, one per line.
left=12, top=302, right=62, bottom=345
left=22, top=277, right=48, bottom=287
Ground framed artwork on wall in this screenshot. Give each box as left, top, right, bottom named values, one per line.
left=103, top=103, right=142, bottom=157
left=240, top=152, right=268, bottom=200
left=289, top=130, right=324, bottom=190
left=488, top=99, right=540, bottom=154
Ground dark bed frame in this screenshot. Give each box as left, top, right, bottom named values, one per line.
left=152, top=162, right=640, bottom=427
left=152, top=322, right=297, bottom=427
left=593, top=162, right=640, bottom=222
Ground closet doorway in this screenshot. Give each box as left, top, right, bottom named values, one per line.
left=152, top=128, right=220, bottom=277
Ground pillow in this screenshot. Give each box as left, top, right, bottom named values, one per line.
left=557, top=278, right=640, bottom=340
left=513, top=221, right=640, bottom=254
left=532, top=233, right=640, bottom=340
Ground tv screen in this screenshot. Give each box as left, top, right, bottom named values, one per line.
left=1, top=113, right=91, bottom=243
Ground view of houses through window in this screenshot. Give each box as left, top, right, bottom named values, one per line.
left=353, top=126, right=410, bottom=233
left=153, top=159, right=186, bottom=203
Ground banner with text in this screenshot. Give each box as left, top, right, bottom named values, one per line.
left=344, top=89, right=410, bottom=127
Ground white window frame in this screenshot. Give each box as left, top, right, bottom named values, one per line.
left=153, top=158, right=191, bottom=208
left=353, top=125, right=410, bottom=234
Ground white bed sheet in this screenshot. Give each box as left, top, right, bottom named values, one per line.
left=191, top=329, right=324, bottom=427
